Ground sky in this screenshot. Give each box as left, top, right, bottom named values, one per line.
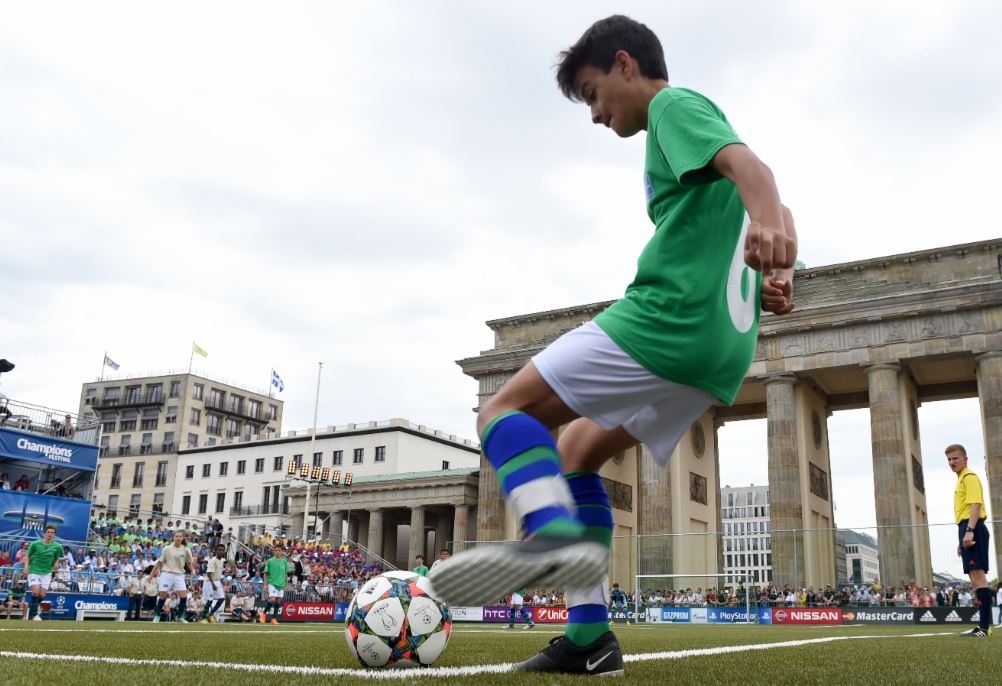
left=2, top=2, right=1000, bottom=576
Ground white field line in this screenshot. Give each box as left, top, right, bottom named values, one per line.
left=0, top=631, right=955, bottom=679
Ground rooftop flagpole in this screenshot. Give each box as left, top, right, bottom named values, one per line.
left=302, top=361, right=323, bottom=541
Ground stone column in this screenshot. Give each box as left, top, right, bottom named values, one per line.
left=452, top=505, right=470, bottom=553
left=476, top=452, right=506, bottom=542
left=367, top=509, right=384, bottom=562
left=976, top=351, right=1002, bottom=576
left=867, top=363, right=916, bottom=587
left=765, top=374, right=804, bottom=589
left=357, top=513, right=370, bottom=551
left=383, top=515, right=398, bottom=566
left=329, top=510, right=344, bottom=547
left=434, top=511, right=451, bottom=557
left=637, top=446, right=672, bottom=576
left=712, top=419, right=725, bottom=576
left=408, top=506, right=426, bottom=568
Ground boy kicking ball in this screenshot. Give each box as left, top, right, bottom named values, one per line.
left=429, top=15, right=796, bottom=676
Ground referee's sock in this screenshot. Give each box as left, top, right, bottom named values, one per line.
left=976, top=587, right=993, bottom=629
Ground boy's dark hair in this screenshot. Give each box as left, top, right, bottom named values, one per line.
left=44, top=524, right=57, bottom=533
left=556, top=15, right=668, bottom=101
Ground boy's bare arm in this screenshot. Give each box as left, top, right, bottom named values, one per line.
left=711, top=143, right=796, bottom=274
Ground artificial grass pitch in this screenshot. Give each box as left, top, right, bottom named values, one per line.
left=0, top=621, right=998, bottom=685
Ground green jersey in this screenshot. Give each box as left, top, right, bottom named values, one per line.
left=263, top=557, right=290, bottom=590
left=594, top=87, right=760, bottom=405
left=412, top=565, right=429, bottom=577
left=27, top=540, right=64, bottom=575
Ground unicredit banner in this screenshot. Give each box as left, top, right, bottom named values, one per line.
left=0, top=428, right=98, bottom=472
left=281, top=602, right=348, bottom=622
left=531, top=606, right=568, bottom=624
left=772, top=608, right=842, bottom=625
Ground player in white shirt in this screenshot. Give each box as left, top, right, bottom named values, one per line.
left=200, top=544, right=228, bottom=623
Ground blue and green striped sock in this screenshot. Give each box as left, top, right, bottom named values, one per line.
left=482, top=411, right=583, bottom=539
left=564, top=471, right=612, bottom=646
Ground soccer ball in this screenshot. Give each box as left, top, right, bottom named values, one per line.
left=345, top=570, right=452, bottom=668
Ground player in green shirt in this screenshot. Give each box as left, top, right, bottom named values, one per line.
left=260, top=544, right=290, bottom=625
left=429, top=15, right=797, bottom=676
left=24, top=525, right=65, bottom=620
left=412, top=555, right=430, bottom=577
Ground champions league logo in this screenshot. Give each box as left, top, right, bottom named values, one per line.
left=56, top=596, right=66, bottom=608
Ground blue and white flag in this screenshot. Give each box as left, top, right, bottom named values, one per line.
left=104, top=354, right=120, bottom=370
left=271, top=369, right=285, bottom=393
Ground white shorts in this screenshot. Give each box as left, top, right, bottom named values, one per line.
left=27, top=573, right=52, bottom=591
left=533, top=321, right=717, bottom=465
left=158, top=571, right=188, bottom=593
left=267, top=585, right=284, bottom=599
left=202, top=579, right=225, bottom=601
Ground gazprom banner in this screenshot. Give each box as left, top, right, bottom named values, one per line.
left=0, top=491, right=91, bottom=542
left=47, top=593, right=129, bottom=620
left=0, top=428, right=98, bottom=472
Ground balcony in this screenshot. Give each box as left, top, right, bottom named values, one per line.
left=93, top=393, right=164, bottom=411
left=204, top=399, right=270, bottom=426
left=98, top=444, right=179, bottom=459
left=230, top=503, right=290, bottom=517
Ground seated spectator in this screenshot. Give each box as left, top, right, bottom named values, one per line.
left=186, top=592, right=205, bottom=622
left=164, top=592, right=179, bottom=622
left=2, top=580, right=28, bottom=619
left=0, top=472, right=10, bottom=490
left=14, top=474, right=30, bottom=491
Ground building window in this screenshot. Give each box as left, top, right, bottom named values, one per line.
left=141, top=417, right=158, bottom=431
left=165, top=406, right=177, bottom=424
left=185, top=465, right=194, bottom=479
left=225, top=419, right=239, bottom=438
left=219, top=462, right=228, bottom=476
left=442, top=460, right=450, bottom=470
left=247, top=400, right=261, bottom=419
left=156, top=461, right=169, bottom=487
left=273, top=456, right=283, bottom=471
left=215, top=492, right=225, bottom=513
left=237, top=460, right=246, bottom=475
left=254, top=458, right=265, bottom=473
left=207, top=414, right=221, bottom=436
left=193, top=383, right=204, bottom=400
left=181, top=495, right=191, bottom=515
left=375, top=446, right=386, bottom=462
left=268, top=404, right=277, bottom=420
left=187, top=433, right=199, bottom=448
left=146, top=384, right=163, bottom=402
left=292, top=454, right=303, bottom=468
left=162, top=432, right=175, bottom=453
left=262, top=486, right=270, bottom=512
left=129, top=494, right=141, bottom=516
left=118, top=436, right=131, bottom=456
left=202, top=464, right=211, bottom=478
left=132, top=462, right=144, bottom=488
left=110, top=464, right=122, bottom=489
left=190, top=408, right=201, bottom=426
left=209, top=389, right=224, bottom=408
left=169, top=380, right=181, bottom=397
left=353, top=448, right=364, bottom=464
left=229, top=395, right=243, bottom=414
left=106, top=494, right=119, bottom=516
left=119, top=418, right=136, bottom=432
left=332, top=450, right=343, bottom=465
left=233, top=491, right=243, bottom=511
left=198, top=494, right=208, bottom=514
left=125, top=386, right=141, bottom=404
left=152, top=493, right=164, bottom=512
left=101, top=419, right=115, bottom=434
left=140, top=433, right=154, bottom=455
left=313, top=452, right=323, bottom=467
left=85, top=388, right=96, bottom=405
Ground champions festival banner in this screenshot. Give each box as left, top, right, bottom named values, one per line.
left=0, top=428, right=98, bottom=471
left=45, top=593, right=130, bottom=620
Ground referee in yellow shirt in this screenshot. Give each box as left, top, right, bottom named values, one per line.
left=946, top=443, right=993, bottom=637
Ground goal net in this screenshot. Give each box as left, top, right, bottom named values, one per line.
left=633, top=572, right=755, bottom=624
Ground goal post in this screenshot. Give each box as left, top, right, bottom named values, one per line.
left=634, top=572, right=754, bottom=624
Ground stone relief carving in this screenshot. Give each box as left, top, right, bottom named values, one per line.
left=689, top=472, right=708, bottom=505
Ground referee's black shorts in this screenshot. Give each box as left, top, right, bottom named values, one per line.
left=959, top=520, right=990, bottom=574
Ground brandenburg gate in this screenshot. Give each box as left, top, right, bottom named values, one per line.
left=458, top=238, right=1002, bottom=590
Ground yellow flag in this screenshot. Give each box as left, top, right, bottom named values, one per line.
left=193, top=343, right=208, bottom=357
